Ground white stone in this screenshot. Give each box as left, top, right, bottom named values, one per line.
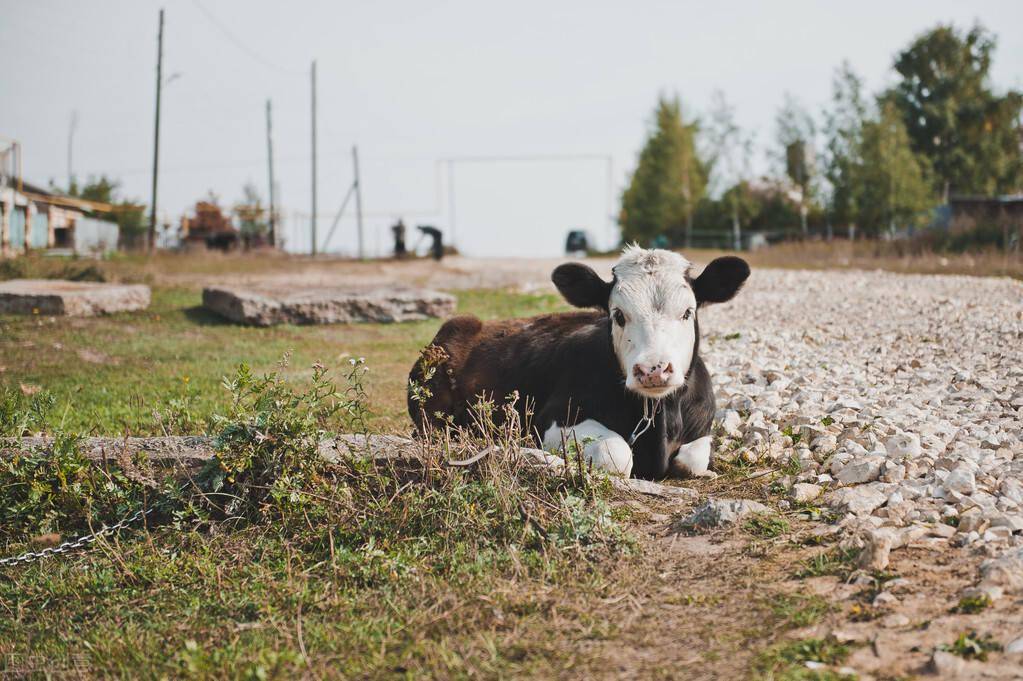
left=0, top=279, right=151, bottom=316
left=835, top=456, right=884, bottom=485
left=885, top=433, right=921, bottom=460
left=674, top=498, right=770, bottom=531
left=790, top=483, right=823, bottom=504
left=825, top=486, right=888, bottom=516
left=944, top=466, right=977, bottom=495
left=859, top=529, right=895, bottom=571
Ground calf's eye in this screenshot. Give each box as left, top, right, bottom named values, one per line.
left=682, top=309, right=693, bottom=321
left=613, top=309, right=626, bottom=327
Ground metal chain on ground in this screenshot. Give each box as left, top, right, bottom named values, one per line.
left=0, top=507, right=155, bottom=568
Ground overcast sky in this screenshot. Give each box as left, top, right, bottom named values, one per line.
left=2, top=1, right=1021, bottom=256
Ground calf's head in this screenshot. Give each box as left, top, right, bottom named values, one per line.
left=552, top=246, right=749, bottom=399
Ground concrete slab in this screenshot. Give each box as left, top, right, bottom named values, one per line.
left=0, top=279, right=151, bottom=316
left=202, top=285, right=456, bottom=326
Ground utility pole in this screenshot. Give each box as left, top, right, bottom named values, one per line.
left=310, top=59, right=317, bottom=256
left=148, top=9, right=164, bottom=254
left=447, top=160, right=456, bottom=248
left=352, top=145, right=364, bottom=259
left=67, top=111, right=78, bottom=191
left=266, top=99, right=276, bottom=248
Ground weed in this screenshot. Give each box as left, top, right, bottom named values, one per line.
left=752, top=637, right=852, bottom=680
left=952, top=594, right=993, bottom=614
left=769, top=594, right=833, bottom=628
left=0, top=433, right=157, bottom=540
left=782, top=425, right=803, bottom=445
left=745, top=514, right=791, bottom=539
left=796, top=547, right=859, bottom=578
left=0, top=384, right=56, bottom=436
left=939, top=631, right=1002, bottom=660
left=724, top=332, right=742, bottom=340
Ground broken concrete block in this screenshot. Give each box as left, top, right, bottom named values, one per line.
left=202, top=285, right=456, bottom=326
left=0, top=279, right=150, bottom=316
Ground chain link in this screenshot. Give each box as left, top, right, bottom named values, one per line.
left=0, top=507, right=155, bottom=568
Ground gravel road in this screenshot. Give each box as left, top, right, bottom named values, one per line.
left=699, top=267, right=1023, bottom=602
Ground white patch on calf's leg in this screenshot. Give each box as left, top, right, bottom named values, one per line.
left=543, top=419, right=633, bottom=477
left=670, top=436, right=712, bottom=478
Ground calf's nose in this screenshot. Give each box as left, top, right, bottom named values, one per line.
left=632, top=362, right=674, bottom=388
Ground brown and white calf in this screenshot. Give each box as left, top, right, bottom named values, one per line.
left=407, top=246, right=749, bottom=479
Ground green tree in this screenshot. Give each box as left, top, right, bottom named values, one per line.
left=66, top=175, right=147, bottom=242
left=889, top=23, right=1023, bottom=197
left=852, top=102, right=935, bottom=236
left=822, top=62, right=868, bottom=239
left=234, top=183, right=268, bottom=238
left=620, top=95, right=707, bottom=247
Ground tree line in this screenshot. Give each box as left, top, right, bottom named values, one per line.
left=620, top=23, right=1023, bottom=248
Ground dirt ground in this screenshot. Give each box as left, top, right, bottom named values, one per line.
left=578, top=476, right=1023, bottom=681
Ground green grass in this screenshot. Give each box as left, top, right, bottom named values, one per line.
left=796, top=547, right=859, bottom=579
left=0, top=286, right=568, bottom=435
left=939, top=631, right=1002, bottom=661
left=0, top=358, right=631, bottom=678
left=952, top=593, right=992, bottom=614
left=745, top=514, right=791, bottom=539
left=752, top=637, right=852, bottom=681
left=769, top=594, right=833, bottom=629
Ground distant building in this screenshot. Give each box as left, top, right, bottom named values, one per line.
left=946, top=193, right=1023, bottom=223
left=1, top=178, right=119, bottom=257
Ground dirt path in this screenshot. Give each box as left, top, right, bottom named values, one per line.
left=563, top=482, right=1023, bottom=680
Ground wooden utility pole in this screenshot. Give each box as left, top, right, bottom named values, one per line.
left=266, top=99, right=276, bottom=248
left=310, top=59, right=317, bottom=256
left=148, top=8, right=164, bottom=254
left=352, top=145, right=364, bottom=259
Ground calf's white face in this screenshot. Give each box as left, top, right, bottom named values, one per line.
left=609, top=248, right=696, bottom=398
left=551, top=245, right=750, bottom=400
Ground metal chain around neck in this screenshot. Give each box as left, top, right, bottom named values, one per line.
left=0, top=507, right=154, bottom=569
left=628, top=397, right=660, bottom=445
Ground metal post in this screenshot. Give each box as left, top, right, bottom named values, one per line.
left=310, top=59, right=317, bottom=256
left=148, top=9, right=164, bottom=254
left=447, top=160, right=456, bottom=248
left=353, top=145, right=364, bottom=259
left=67, top=111, right=78, bottom=191
left=266, top=99, right=276, bottom=248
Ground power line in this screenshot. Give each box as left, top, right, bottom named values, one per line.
left=190, top=0, right=306, bottom=75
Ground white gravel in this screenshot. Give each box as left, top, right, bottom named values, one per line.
left=700, top=268, right=1023, bottom=593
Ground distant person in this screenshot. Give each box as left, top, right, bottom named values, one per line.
left=417, top=225, right=444, bottom=261
left=392, top=219, right=407, bottom=258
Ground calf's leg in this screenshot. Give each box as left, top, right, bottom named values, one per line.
left=542, top=419, right=633, bottom=477
left=669, top=436, right=712, bottom=477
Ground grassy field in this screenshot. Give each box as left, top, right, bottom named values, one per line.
left=1, top=286, right=566, bottom=435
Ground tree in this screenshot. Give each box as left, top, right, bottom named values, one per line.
left=774, top=93, right=817, bottom=236
left=822, top=62, right=868, bottom=239
left=234, top=183, right=269, bottom=238
left=64, top=175, right=147, bottom=245
left=706, top=91, right=755, bottom=249
left=889, top=23, right=1023, bottom=197
left=852, top=101, right=935, bottom=237
left=620, top=95, right=707, bottom=247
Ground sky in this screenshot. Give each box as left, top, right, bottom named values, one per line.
left=2, top=0, right=1022, bottom=257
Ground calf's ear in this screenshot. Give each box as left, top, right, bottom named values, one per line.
left=693, top=256, right=750, bottom=306
left=552, top=263, right=612, bottom=310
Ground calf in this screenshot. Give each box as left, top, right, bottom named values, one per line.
left=407, top=246, right=749, bottom=479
